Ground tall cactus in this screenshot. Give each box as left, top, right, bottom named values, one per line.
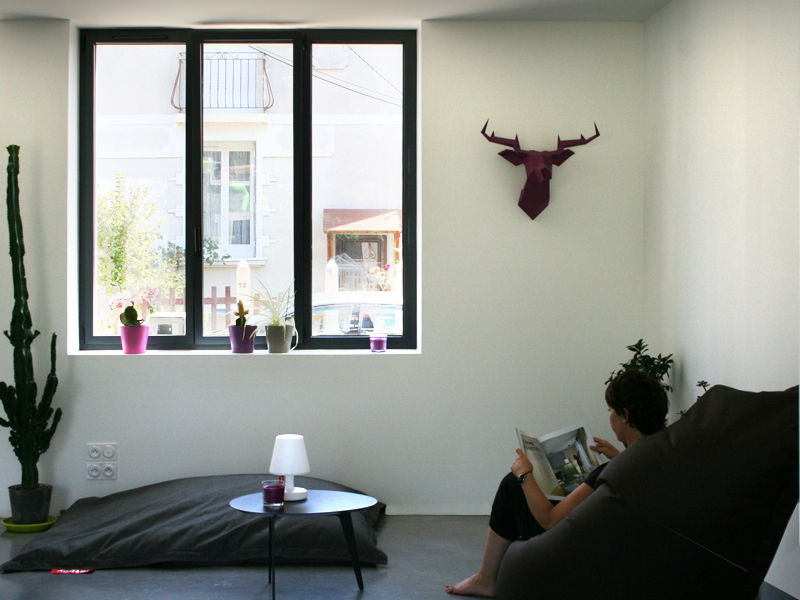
left=0, top=145, right=60, bottom=490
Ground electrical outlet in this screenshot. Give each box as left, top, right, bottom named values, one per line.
left=88, top=442, right=117, bottom=460
left=86, top=442, right=118, bottom=481
left=101, top=443, right=117, bottom=460
left=86, top=462, right=117, bottom=480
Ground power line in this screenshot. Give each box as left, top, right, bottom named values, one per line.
left=346, top=45, right=402, bottom=95
left=251, top=46, right=403, bottom=107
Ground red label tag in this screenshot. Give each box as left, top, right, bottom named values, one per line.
left=51, top=569, right=94, bottom=574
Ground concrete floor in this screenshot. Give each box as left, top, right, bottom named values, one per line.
left=0, top=515, right=488, bottom=600
left=1, top=514, right=792, bottom=600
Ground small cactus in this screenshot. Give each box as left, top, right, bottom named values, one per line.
left=233, top=300, right=248, bottom=327
left=119, top=303, right=143, bottom=327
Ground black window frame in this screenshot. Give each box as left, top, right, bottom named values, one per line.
left=79, top=28, right=417, bottom=351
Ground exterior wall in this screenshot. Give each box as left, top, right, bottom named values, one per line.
left=92, top=42, right=404, bottom=334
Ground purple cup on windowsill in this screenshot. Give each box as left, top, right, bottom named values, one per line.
left=262, top=477, right=285, bottom=510
left=370, top=335, right=387, bottom=352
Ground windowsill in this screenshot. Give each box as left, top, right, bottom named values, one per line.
left=69, top=348, right=420, bottom=357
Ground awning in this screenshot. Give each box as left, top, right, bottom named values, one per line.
left=323, top=209, right=401, bottom=233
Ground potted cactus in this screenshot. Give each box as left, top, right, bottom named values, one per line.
left=228, top=300, right=257, bottom=353
left=0, top=145, right=62, bottom=526
left=119, top=303, right=148, bottom=354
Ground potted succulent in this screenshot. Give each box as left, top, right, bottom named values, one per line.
left=252, top=283, right=297, bottom=353
left=228, top=300, right=257, bottom=353
left=119, top=303, right=148, bottom=354
left=0, top=145, right=62, bottom=526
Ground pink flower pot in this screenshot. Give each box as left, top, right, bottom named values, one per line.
left=120, top=325, right=149, bottom=354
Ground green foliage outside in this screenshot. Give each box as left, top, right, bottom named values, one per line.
left=95, top=175, right=184, bottom=329
left=95, top=175, right=234, bottom=331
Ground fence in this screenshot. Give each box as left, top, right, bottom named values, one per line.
left=147, top=285, right=258, bottom=333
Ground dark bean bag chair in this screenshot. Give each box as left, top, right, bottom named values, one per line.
left=496, top=385, right=798, bottom=600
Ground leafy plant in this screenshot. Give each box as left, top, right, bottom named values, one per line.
left=119, top=303, right=144, bottom=327
left=96, top=176, right=186, bottom=330
left=96, top=175, right=161, bottom=296
left=0, top=145, right=61, bottom=490
left=163, top=238, right=231, bottom=267
left=251, top=282, right=295, bottom=327
left=202, top=237, right=231, bottom=266
left=606, top=339, right=673, bottom=391
left=679, top=380, right=710, bottom=417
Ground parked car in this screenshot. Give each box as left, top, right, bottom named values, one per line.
left=312, top=292, right=402, bottom=336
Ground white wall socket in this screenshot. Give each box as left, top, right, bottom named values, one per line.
left=86, top=442, right=117, bottom=480
left=86, top=462, right=117, bottom=480
left=87, top=442, right=116, bottom=460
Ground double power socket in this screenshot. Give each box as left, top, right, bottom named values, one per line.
left=86, top=442, right=117, bottom=480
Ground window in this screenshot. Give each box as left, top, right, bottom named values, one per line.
left=203, top=145, right=256, bottom=259
left=79, top=29, right=417, bottom=350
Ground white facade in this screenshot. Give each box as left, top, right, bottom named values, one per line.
left=94, top=42, right=404, bottom=335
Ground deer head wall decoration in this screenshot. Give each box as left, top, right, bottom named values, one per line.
left=481, top=120, right=600, bottom=220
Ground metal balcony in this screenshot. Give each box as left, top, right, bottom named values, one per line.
left=171, top=51, right=275, bottom=112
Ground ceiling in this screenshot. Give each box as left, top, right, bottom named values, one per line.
left=0, top=0, right=671, bottom=28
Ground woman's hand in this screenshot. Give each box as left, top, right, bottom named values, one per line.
left=511, top=448, right=533, bottom=477
left=590, top=437, right=620, bottom=458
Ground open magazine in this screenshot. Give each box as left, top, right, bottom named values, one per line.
left=515, top=424, right=607, bottom=499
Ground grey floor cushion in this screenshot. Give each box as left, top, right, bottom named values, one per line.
left=2, top=475, right=386, bottom=572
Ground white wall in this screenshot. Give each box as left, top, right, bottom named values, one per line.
left=0, top=18, right=647, bottom=515
left=644, top=0, right=799, bottom=405
left=644, top=0, right=799, bottom=595
left=0, top=19, right=73, bottom=502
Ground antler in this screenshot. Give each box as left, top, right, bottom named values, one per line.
left=481, top=120, right=521, bottom=152
left=557, top=122, right=600, bottom=151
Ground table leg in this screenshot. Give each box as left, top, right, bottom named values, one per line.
left=268, top=517, right=275, bottom=599
left=337, top=511, right=364, bottom=590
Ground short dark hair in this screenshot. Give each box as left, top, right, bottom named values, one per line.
left=605, top=369, right=668, bottom=434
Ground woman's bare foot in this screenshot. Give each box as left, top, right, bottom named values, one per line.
left=445, top=572, right=496, bottom=597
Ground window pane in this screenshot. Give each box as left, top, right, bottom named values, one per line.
left=93, top=44, right=186, bottom=337
left=311, top=43, right=404, bottom=337
left=201, top=43, right=294, bottom=336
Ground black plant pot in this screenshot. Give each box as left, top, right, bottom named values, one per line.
left=9, top=484, right=52, bottom=525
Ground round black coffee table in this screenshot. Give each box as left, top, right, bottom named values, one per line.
left=230, top=489, right=378, bottom=599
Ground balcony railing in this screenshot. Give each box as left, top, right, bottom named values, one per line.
left=171, top=51, right=275, bottom=112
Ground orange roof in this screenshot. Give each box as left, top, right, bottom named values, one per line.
left=323, top=209, right=402, bottom=233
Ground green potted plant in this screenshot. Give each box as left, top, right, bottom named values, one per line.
left=0, top=145, right=62, bottom=526
left=252, top=283, right=297, bottom=353
left=229, top=300, right=257, bottom=353
left=119, top=302, right=148, bottom=354
left=606, top=338, right=674, bottom=390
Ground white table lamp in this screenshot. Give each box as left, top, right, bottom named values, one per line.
left=269, top=434, right=310, bottom=501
